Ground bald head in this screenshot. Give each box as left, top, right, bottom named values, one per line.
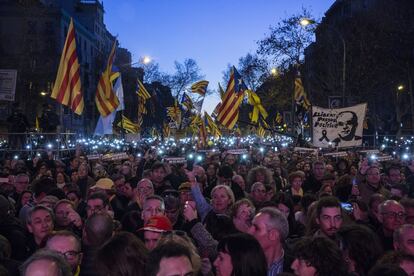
left=83, top=213, right=114, bottom=247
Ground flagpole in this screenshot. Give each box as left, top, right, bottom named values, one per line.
left=120, top=110, right=124, bottom=139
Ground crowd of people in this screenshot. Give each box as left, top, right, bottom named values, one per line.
left=1, top=137, right=414, bottom=275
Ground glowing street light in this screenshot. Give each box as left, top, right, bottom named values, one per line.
left=271, top=68, right=279, bottom=76
left=299, top=18, right=316, bottom=27
left=397, top=84, right=405, bottom=91
left=142, top=56, right=151, bottom=64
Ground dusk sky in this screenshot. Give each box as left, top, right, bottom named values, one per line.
left=104, top=0, right=335, bottom=113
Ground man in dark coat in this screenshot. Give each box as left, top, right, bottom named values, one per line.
left=6, top=102, right=29, bottom=149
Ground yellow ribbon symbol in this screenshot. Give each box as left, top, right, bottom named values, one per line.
left=248, top=91, right=268, bottom=123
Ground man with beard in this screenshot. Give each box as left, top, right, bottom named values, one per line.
left=314, top=196, right=344, bottom=241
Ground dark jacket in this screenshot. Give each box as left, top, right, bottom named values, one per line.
left=0, top=216, right=28, bottom=261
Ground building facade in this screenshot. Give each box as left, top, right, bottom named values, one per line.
left=0, top=0, right=117, bottom=134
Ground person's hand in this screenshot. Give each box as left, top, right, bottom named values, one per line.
left=68, top=210, right=82, bottom=228
left=408, top=160, right=414, bottom=173
left=137, top=191, right=146, bottom=207
left=164, top=162, right=172, bottom=175
left=351, top=183, right=360, bottom=196
left=352, top=203, right=362, bottom=221
left=33, top=156, right=40, bottom=167
left=75, top=145, right=82, bottom=157
left=200, top=258, right=212, bottom=276
left=10, top=159, right=18, bottom=169
left=184, top=169, right=197, bottom=188
left=144, top=149, right=151, bottom=160
left=183, top=201, right=198, bottom=221
left=359, top=158, right=370, bottom=175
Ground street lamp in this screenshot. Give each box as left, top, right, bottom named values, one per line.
left=142, top=56, right=151, bottom=64
left=299, top=18, right=315, bottom=27
left=271, top=68, right=279, bottom=76
left=397, top=84, right=405, bottom=91
left=300, top=18, right=347, bottom=107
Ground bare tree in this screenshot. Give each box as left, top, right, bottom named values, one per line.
left=257, top=7, right=317, bottom=69
left=165, top=58, right=204, bottom=98
left=238, top=53, right=270, bottom=91
left=141, top=62, right=168, bottom=84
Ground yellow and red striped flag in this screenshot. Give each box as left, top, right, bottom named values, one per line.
left=190, top=80, right=209, bottom=96
left=216, top=67, right=247, bottom=129
left=294, top=77, right=311, bottom=109
left=197, top=115, right=207, bottom=148
left=95, top=40, right=120, bottom=117
left=50, top=18, right=84, bottom=115
left=137, top=79, right=151, bottom=100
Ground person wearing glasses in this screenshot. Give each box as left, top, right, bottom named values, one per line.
left=46, top=230, right=83, bottom=275
left=85, top=192, right=111, bottom=218
left=377, top=200, right=406, bottom=251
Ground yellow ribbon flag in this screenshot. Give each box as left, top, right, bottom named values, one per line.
left=35, top=116, right=40, bottom=131
left=163, top=122, right=171, bottom=138
left=247, top=91, right=268, bottom=123
left=167, top=100, right=182, bottom=126
left=257, top=123, right=266, bottom=138
left=117, top=115, right=138, bottom=134
left=205, top=112, right=221, bottom=138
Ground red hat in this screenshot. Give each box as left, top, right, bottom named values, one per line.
left=139, top=215, right=172, bottom=233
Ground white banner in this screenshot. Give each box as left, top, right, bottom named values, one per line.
left=312, top=103, right=367, bottom=148
left=0, top=69, right=17, bottom=101
left=163, top=157, right=186, bottom=164
left=227, top=149, right=248, bottom=155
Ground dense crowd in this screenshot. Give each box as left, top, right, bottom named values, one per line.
left=1, top=138, right=414, bottom=276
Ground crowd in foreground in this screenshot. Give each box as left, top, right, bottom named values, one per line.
left=1, top=140, right=414, bottom=276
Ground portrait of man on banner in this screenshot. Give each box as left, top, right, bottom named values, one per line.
left=311, top=103, right=367, bottom=148
left=332, top=111, right=362, bottom=146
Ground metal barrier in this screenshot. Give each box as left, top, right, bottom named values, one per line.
left=0, top=132, right=80, bottom=159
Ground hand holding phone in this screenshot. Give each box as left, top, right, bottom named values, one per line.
left=186, top=158, right=194, bottom=171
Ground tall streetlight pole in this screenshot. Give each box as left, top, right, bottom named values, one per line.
left=300, top=18, right=346, bottom=107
